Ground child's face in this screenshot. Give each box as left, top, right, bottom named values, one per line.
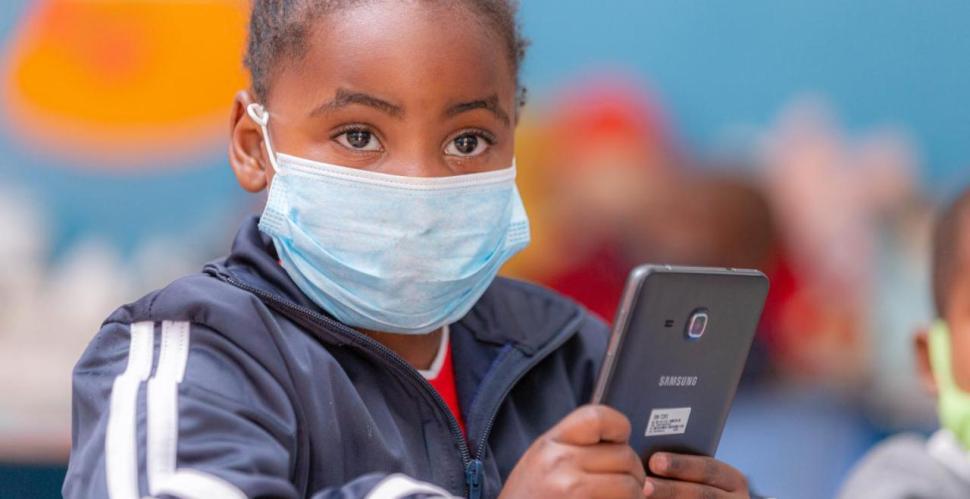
left=231, top=1, right=518, bottom=189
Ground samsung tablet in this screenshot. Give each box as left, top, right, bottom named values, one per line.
left=591, top=264, right=769, bottom=459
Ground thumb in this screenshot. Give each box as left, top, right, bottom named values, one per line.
left=548, top=405, right=632, bottom=445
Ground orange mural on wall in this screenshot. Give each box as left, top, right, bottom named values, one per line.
left=2, top=0, right=249, bottom=168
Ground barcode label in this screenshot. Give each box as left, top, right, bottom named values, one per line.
left=644, top=407, right=691, bottom=437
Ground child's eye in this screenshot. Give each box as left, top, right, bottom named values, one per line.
left=445, top=132, right=492, bottom=157
left=334, top=128, right=382, bottom=152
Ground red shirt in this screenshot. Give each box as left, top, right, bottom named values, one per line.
left=420, top=326, right=465, bottom=435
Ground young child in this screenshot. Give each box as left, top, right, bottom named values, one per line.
left=839, top=188, right=970, bottom=498
left=62, top=1, right=751, bottom=498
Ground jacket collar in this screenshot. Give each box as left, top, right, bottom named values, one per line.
left=207, top=216, right=583, bottom=354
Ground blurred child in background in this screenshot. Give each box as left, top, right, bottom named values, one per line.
left=839, top=188, right=970, bottom=498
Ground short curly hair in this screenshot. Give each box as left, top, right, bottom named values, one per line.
left=243, top=0, right=528, bottom=106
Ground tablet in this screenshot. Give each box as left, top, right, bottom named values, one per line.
left=591, top=264, right=769, bottom=459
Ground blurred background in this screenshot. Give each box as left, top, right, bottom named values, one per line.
left=1, top=0, right=968, bottom=497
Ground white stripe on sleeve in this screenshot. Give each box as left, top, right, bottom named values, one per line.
left=105, top=321, right=156, bottom=499
left=146, top=320, right=192, bottom=495
left=365, top=474, right=457, bottom=499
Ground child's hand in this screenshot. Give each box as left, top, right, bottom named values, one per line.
left=643, top=452, right=750, bottom=498
left=499, top=405, right=646, bottom=498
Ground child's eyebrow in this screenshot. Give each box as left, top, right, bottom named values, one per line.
left=445, top=95, right=510, bottom=127
left=308, top=88, right=404, bottom=118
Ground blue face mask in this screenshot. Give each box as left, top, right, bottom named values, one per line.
left=247, top=103, right=530, bottom=335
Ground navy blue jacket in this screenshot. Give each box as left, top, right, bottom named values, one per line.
left=63, top=216, right=609, bottom=499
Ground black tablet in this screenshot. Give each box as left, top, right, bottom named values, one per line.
left=591, top=264, right=769, bottom=460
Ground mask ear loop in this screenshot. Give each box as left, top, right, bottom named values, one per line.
left=246, top=102, right=281, bottom=173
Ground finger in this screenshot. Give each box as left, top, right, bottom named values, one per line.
left=576, top=443, right=646, bottom=483
left=577, top=473, right=646, bottom=499
left=643, top=477, right=729, bottom=499
left=550, top=405, right=632, bottom=445
left=648, top=453, right=747, bottom=492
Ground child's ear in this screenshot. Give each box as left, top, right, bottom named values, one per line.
left=914, top=327, right=938, bottom=396
left=229, top=90, right=271, bottom=193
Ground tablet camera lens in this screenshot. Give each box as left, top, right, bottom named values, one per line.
left=687, top=310, right=708, bottom=339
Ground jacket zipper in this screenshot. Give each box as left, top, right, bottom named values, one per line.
left=463, top=314, right=583, bottom=499
left=213, top=270, right=581, bottom=498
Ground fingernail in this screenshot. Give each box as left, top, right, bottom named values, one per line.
left=643, top=479, right=654, bottom=496
left=653, top=453, right=668, bottom=471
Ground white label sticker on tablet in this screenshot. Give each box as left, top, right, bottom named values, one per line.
left=644, top=407, right=691, bottom=437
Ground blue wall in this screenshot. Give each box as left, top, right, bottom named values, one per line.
left=521, top=0, right=970, bottom=190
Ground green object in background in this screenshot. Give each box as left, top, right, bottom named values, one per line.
left=930, top=320, right=970, bottom=450
left=0, top=464, right=66, bottom=499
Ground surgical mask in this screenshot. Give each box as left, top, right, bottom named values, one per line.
left=246, top=103, right=530, bottom=334
left=929, top=320, right=970, bottom=450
